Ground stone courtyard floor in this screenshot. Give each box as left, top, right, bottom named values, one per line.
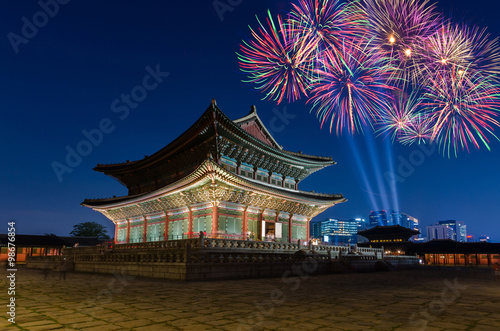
left=1, top=266, right=500, bottom=330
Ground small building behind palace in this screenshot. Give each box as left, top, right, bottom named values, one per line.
left=0, top=234, right=101, bottom=264
left=407, top=240, right=500, bottom=267
left=82, top=101, right=346, bottom=244
left=357, top=225, right=500, bottom=267
left=357, top=225, right=421, bottom=254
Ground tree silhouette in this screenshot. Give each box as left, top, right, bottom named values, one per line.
left=70, top=222, right=110, bottom=239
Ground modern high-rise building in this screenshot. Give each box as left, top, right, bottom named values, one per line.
left=426, top=224, right=454, bottom=241
left=437, top=220, right=467, bottom=242
left=355, top=218, right=369, bottom=230
left=321, top=218, right=358, bottom=245
left=309, top=220, right=322, bottom=239
left=369, top=211, right=390, bottom=228
left=391, top=211, right=404, bottom=226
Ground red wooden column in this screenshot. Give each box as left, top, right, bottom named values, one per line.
left=242, top=206, right=248, bottom=240
left=258, top=209, right=264, bottom=241
left=126, top=220, right=131, bottom=244
left=188, top=207, right=193, bottom=239
left=487, top=253, right=492, bottom=266
left=163, top=212, right=169, bottom=241
left=143, top=217, right=148, bottom=243
left=212, top=202, right=219, bottom=238
left=306, top=217, right=310, bottom=242
left=288, top=213, right=293, bottom=243
left=114, top=222, right=118, bottom=244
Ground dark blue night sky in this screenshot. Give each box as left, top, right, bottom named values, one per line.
left=1, top=0, right=499, bottom=241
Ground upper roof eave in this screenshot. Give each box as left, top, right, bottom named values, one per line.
left=93, top=103, right=336, bottom=175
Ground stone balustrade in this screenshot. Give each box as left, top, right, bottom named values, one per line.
left=60, top=238, right=383, bottom=258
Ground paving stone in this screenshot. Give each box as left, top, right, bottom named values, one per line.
left=2, top=266, right=500, bottom=331
left=28, top=324, right=65, bottom=330
left=115, top=319, right=153, bottom=328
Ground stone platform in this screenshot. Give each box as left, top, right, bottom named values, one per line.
left=27, top=239, right=416, bottom=281
left=1, top=266, right=499, bottom=330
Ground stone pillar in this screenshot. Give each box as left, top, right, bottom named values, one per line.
left=126, top=220, right=131, bottom=244
left=188, top=207, right=193, bottom=239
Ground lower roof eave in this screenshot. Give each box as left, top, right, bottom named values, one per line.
left=82, top=158, right=346, bottom=211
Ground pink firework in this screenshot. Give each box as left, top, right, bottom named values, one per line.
left=417, top=23, right=471, bottom=77
left=377, top=90, right=420, bottom=142
left=464, top=24, right=500, bottom=79
left=237, top=10, right=316, bottom=104
left=308, top=39, right=397, bottom=135
left=289, top=0, right=366, bottom=68
left=358, top=0, right=441, bottom=86
left=398, top=113, right=433, bottom=145
left=421, top=67, right=500, bottom=157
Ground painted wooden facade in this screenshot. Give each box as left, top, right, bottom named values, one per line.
left=83, top=102, right=346, bottom=244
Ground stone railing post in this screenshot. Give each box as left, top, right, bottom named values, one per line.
left=199, top=231, right=205, bottom=249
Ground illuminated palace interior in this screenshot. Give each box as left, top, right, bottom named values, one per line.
left=83, top=101, right=346, bottom=244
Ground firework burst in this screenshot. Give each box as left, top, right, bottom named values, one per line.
left=376, top=90, right=421, bottom=142
left=417, top=23, right=471, bottom=77
left=237, top=10, right=316, bottom=104
left=289, top=0, right=366, bottom=68
left=308, top=39, right=397, bottom=135
left=421, top=67, right=500, bottom=157
left=399, top=113, right=433, bottom=145
left=357, top=0, right=440, bottom=86
left=464, top=25, right=500, bottom=79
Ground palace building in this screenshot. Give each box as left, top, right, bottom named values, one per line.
left=82, top=101, right=346, bottom=244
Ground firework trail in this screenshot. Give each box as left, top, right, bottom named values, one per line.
left=464, top=24, right=500, bottom=80
left=289, top=0, right=366, bottom=68
left=377, top=90, right=421, bottom=142
left=357, top=0, right=440, bottom=87
left=417, top=23, right=471, bottom=77
left=308, top=39, right=397, bottom=135
left=421, top=67, right=500, bottom=157
left=237, top=10, right=316, bottom=104
left=399, top=113, right=432, bottom=146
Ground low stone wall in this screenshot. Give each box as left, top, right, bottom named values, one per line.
left=71, top=259, right=333, bottom=281
left=26, top=239, right=415, bottom=281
